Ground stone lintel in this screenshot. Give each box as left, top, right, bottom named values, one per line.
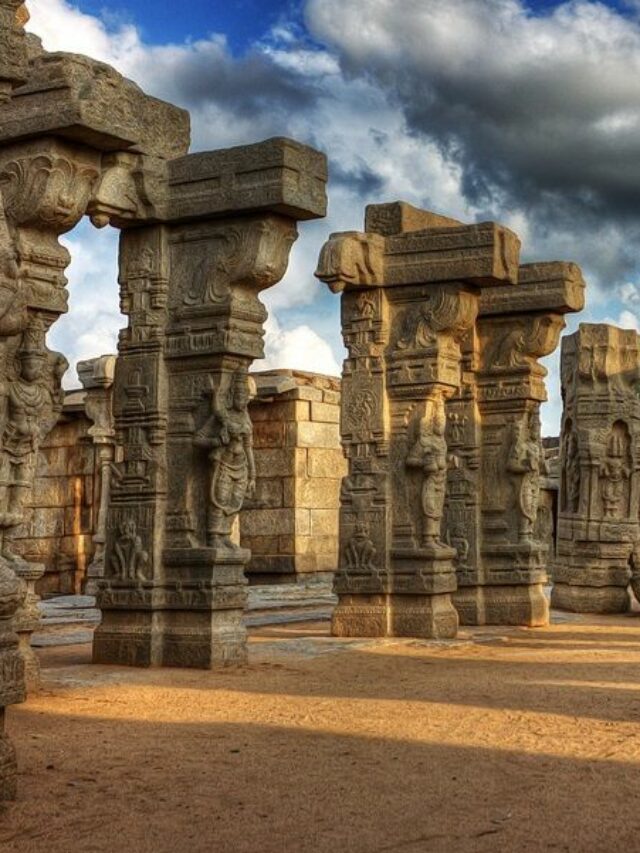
left=2, top=51, right=190, bottom=159
left=315, top=220, right=521, bottom=293
left=166, top=137, right=327, bottom=223
left=479, top=261, right=585, bottom=317
left=364, top=201, right=463, bottom=236
left=383, top=221, right=520, bottom=287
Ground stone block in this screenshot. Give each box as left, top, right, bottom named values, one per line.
left=31, top=507, right=64, bottom=538
left=322, top=390, right=341, bottom=405
left=64, top=504, right=93, bottom=536
left=280, top=385, right=324, bottom=402
left=30, top=475, right=73, bottom=508
left=296, top=478, right=341, bottom=510
left=240, top=508, right=294, bottom=537
left=248, top=478, right=283, bottom=509
left=296, top=422, right=341, bottom=449
left=307, top=448, right=346, bottom=479
left=296, top=534, right=339, bottom=555
left=282, top=476, right=296, bottom=508
left=310, top=509, right=338, bottom=536
left=295, top=509, right=311, bottom=536
left=278, top=535, right=296, bottom=554
left=311, top=401, right=340, bottom=423
left=250, top=400, right=309, bottom=422
left=254, top=448, right=299, bottom=478
left=167, top=137, right=327, bottom=222
left=252, top=421, right=286, bottom=449
left=3, top=51, right=190, bottom=159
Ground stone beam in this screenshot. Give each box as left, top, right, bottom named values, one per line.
left=1, top=49, right=190, bottom=159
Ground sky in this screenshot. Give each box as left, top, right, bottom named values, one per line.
left=23, top=0, right=640, bottom=435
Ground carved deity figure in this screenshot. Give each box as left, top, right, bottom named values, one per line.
left=564, top=431, right=581, bottom=513
left=0, top=324, right=65, bottom=562
left=111, top=519, right=149, bottom=580
left=406, top=395, right=448, bottom=547
left=345, top=520, right=377, bottom=572
left=507, top=414, right=546, bottom=542
left=599, top=428, right=631, bottom=519
left=194, top=371, right=256, bottom=549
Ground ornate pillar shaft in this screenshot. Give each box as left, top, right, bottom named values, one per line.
left=94, top=140, right=327, bottom=667
left=77, top=355, right=116, bottom=595
left=463, top=263, right=585, bottom=625
left=316, top=202, right=521, bottom=638
left=553, top=324, right=640, bottom=613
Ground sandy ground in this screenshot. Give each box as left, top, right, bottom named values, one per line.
left=2, top=614, right=640, bottom=853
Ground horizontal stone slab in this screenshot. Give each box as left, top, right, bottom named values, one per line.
left=479, top=262, right=585, bottom=316
left=383, top=221, right=521, bottom=287
left=3, top=51, right=190, bottom=159
left=166, top=137, right=327, bottom=222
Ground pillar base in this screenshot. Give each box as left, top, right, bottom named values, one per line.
left=93, top=547, right=249, bottom=669
left=331, top=593, right=459, bottom=639
left=550, top=583, right=630, bottom=614
left=453, top=583, right=549, bottom=626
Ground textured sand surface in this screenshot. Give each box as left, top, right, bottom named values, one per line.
left=2, top=615, right=640, bottom=852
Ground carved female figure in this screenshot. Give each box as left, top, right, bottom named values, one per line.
left=599, top=427, right=631, bottom=519
left=0, top=333, right=51, bottom=558
left=194, top=371, right=256, bottom=549
left=507, top=415, right=546, bottom=542
left=406, top=395, right=448, bottom=547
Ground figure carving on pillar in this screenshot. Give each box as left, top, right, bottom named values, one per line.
left=599, top=424, right=631, bottom=519
left=406, top=394, right=448, bottom=547
left=194, top=371, right=256, bottom=549
left=111, top=519, right=150, bottom=580
left=564, top=430, right=581, bottom=513
left=507, top=414, right=546, bottom=542
left=0, top=322, right=66, bottom=560
left=345, top=520, right=377, bottom=572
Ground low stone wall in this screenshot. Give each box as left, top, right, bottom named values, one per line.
left=242, top=370, right=346, bottom=583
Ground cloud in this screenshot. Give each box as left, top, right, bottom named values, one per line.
left=261, top=314, right=341, bottom=376
left=305, top=0, right=640, bottom=288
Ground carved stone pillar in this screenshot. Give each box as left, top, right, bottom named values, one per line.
left=315, top=202, right=521, bottom=638
left=552, top=324, right=640, bottom=613
left=77, top=354, right=117, bottom=596
left=462, top=263, right=585, bottom=625
left=0, top=559, right=24, bottom=801
left=93, top=140, right=327, bottom=668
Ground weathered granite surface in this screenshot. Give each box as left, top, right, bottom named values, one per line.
left=553, top=324, right=640, bottom=613
left=316, top=201, right=584, bottom=637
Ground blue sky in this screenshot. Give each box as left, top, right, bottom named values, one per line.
left=25, top=0, right=640, bottom=435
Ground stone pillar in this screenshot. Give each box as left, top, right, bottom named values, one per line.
left=315, top=202, right=521, bottom=638
left=0, top=560, right=24, bottom=801
left=552, top=324, right=640, bottom=613
left=77, top=354, right=116, bottom=596
left=457, top=263, right=585, bottom=625
left=93, top=141, right=327, bottom=668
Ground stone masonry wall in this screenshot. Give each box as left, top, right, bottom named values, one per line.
left=10, top=391, right=97, bottom=596
left=241, top=370, right=346, bottom=583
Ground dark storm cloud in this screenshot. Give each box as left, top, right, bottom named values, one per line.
left=305, top=0, right=640, bottom=286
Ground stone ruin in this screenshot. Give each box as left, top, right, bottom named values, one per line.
left=0, top=0, right=326, bottom=798
left=553, top=324, right=640, bottom=612
left=2, top=0, right=638, bottom=811
left=315, top=201, right=584, bottom=637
